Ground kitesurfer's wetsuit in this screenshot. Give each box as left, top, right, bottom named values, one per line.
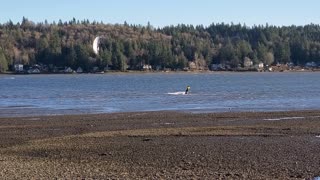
left=185, top=86, right=190, bottom=94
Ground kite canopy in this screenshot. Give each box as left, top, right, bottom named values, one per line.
left=93, top=36, right=100, bottom=55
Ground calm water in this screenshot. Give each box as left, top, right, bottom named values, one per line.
left=0, top=72, right=320, bottom=117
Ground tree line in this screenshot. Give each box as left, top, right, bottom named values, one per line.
left=1, top=17, right=320, bottom=72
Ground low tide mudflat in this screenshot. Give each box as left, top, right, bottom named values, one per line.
left=1, top=110, right=320, bottom=179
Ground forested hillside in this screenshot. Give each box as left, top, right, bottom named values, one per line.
left=1, top=17, right=320, bottom=72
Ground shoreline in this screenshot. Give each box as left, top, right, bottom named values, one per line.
left=1, top=108, right=320, bottom=119
left=1, top=68, right=320, bottom=75
left=1, top=110, right=320, bottom=179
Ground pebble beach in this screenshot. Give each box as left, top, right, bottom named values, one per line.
left=1, top=110, right=320, bottom=179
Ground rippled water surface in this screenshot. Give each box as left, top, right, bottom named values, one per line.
left=1, top=72, right=320, bottom=117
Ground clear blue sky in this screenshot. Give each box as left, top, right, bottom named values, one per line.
left=1, top=0, right=319, bottom=27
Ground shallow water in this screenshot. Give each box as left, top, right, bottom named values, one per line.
left=1, top=72, right=320, bottom=117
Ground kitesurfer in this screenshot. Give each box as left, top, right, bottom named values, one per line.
left=185, top=85, right=190, bottom=94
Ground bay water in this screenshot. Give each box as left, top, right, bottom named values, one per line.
left=0, top=72, right=319, bottom=117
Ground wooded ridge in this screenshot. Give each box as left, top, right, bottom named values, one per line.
left=0, top=17, right=320, bottom=72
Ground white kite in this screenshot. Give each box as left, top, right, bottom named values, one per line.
left=93, top=36, right=100, bottom=55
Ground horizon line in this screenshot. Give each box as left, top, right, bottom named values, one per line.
left=1, top=17, right=319, bottom=29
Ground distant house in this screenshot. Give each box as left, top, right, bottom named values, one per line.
left=142, top=64, right=152, bottom=71
left=188, top=62, right=197, bottom=70
left=287, top=62, right=295, bottom=68
left=211, top=64, right=224, bottom=71
left=14, top=64, right=24, bottom=73
left=211, top=64, right=219, bottom=71
left=253, top=62, right=264, bottom=72
left=27, top=68, right=40, bottom=74
left=64, top=67, right=74, bottom=73
left=76, top=67, right=83, bottom=73
left=243, top=57, right=253, bottom=68
left=257, top=62, right=264, bottom=69
left=183, top=67, right=190, bottom=71
left=155, top=65, right=162, bottom=71
left=305, top=62, right=317, bottom=68
left=33, top=64, right=41, bottom=69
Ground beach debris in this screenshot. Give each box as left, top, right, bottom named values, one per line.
left=142, top=138, right=152, bottom=142
left=87, top=124, right=94, bottom=127
left=98, top=152, right=112, bottom=156
left=282, top=128, right=291, bottom=131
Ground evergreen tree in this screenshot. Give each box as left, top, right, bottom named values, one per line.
left=100, top=50, right=112, bottom=69
left=0, top=49, right=8, bottom=72
left=274, top=41, right=291, bottom=63
left=62, top=45, right=77, bottom=68
left=176, top=53, right=188, bottom=69
left=236, top=40, right=253, bottom=61
left=111, top=42, right=127, bottom=71
left=219, top=39, right=236, bottom=66
left=265, top=52, right=275, bottom=66
left=257, top=43, right=268, bottom=63
left=74, top=44, right=90, bottom=71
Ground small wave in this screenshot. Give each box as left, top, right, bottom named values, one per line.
left=3, top=77, right=15, bottom=80
left=263, top=117, right=305, bottom=121
left=167, top=91, right=186, bottom=95
left=0, top=105, right=36, bottom=109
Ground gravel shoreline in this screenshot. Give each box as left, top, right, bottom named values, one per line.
left=1, top=110, right=320, bottom=179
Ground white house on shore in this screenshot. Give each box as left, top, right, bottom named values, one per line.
left=254, top=62, right=264, bottom=69
left=14, top=64, right=24, bottom=73
left=142, top=64, right=152, bottom=71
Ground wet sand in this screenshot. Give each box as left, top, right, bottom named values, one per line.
left=0, top=110, right=320, bottom=179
